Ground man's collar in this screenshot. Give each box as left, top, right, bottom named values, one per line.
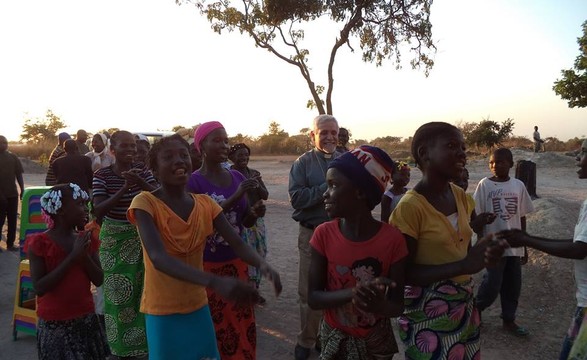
left=314, top=148, right=334, bottom=159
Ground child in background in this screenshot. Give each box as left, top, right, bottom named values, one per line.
left=229, top=143, right=270, bottom=304
left=135, top=136, right=151, bottom=166
left=500, top=139, right=587, bottom=358
left=452, top=167, right=496, bottom=237
left=26, top=183, right=109, bottom=359
left=127, top=134, right=282, bottom=360
left=308, top=145, right=407, bottom=359
left=474, top=148, right=534, bottom=337
left=380, top=161, right=410, bottom=222
left=390, top=122, right=507, bottom=359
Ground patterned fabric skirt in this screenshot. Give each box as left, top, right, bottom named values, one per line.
left=319, top=319, right=398, bottom=360
left=242, top=217, right=268, bottom=287
left=560, top=306, right=587, bottom=360
left=145, top=306, right=220, bottom=360
left=37, top=313, right=109, bottom=360
left=99, top=219, right=147, bottom=357
left=399, top=279, right=480, bottom=360
left=205, top=258, right=256, bottom=360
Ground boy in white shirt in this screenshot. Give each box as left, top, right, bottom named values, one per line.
left=501, top=139, right=587, bottom=359
left=474, top=148, right=534, bottom=336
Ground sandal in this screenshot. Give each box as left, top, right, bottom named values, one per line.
left=503, top=321, right=529, bottom=337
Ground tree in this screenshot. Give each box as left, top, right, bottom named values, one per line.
left=20, top=109, right=67, bottom=144
left=97, top=128, right=121, bottom=136
left=553, top=20, right=587, bottom=108
left=466, top=118, right=515, bottom=151
left=370, top=135, right=402, bottom=154
left=181, top=0, right=435, bottom=114
left=229, top=133, right=255, bottom=145
left=257, top=121, right=289, bottom=153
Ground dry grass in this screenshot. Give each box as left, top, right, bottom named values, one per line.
left=9, top=142, right=54, bottom=165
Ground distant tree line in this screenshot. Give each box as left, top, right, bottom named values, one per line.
left=15, top=110, right=585, bottom=162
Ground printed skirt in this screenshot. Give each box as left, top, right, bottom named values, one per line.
left=319, top=319, right=398, bottom=360
left=560, top=306, right=587, bottom=360
left=242, top=217, right=268, bottom=287
left=99, top=219, right=147, bottom=357
left=399, top=279, right=480, bottom=360
left=37, top=313, right=109, bottom=360
left=205, top=258, right=256, bottom=360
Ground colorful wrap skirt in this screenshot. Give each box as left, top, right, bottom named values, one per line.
left=145, top=306, right=220, bottom=360
left=399, top=279, right=480, bottom=360
left=242, top=217, right=268, bottom=287
left=205, top=258, right=256, bottom=360
left=99, top=219, right=147, bottom=357
left=319, top=318, right=398, bottom=360
left=37, top=313, right=109, bottom=360
left=560, top=306, right=587, bottom=360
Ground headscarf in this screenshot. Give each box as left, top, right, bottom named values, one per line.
left=193, top=121, right=224, bottom=154
left=134, top=133, right=149, bottom=142
left=228, top=143, right=251, bottom=158
left=58, top=132, right=71, bottom=145
left=89, top=133, right=112, bottom=171
left=328, top=145, right=394, bottom=209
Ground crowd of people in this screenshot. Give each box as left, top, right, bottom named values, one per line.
left=0, top=118, right=586, bottom=360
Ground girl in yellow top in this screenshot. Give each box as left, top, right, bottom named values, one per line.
left=127, top=134, right=282, bottom=360
left=390, top=122, right=506, bottom=360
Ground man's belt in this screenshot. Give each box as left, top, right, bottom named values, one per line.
left=300, top=222, right=316, bottom=230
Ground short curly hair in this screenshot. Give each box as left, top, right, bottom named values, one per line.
left=147, top=134, right=190, bottom=171
left=411, top=122, right=460, bottom=168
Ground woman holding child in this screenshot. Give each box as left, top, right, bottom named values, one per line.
left=229, top=143, right=270, bottom=302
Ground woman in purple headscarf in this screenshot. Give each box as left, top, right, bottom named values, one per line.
left=187, top=121, right=264, bottom=360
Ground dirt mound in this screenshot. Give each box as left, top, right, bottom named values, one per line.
left=20, top=158, right=46, bottom=174
left=511, top=148, right=576, bottom=168
left=388, top=150, right=412, bottom=162
left=466, top=149, right=577, bottom=171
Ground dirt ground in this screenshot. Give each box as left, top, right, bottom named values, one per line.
left=1, top=150, right=585, bottom=359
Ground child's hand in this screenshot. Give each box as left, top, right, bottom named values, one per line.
left=463, top=235, right=508, bottom=273
left=72, top=231, right=91, bottom=260
left=237, top=179, right=259, bottom=196
left=352, top=277, right=394, bottom=315
left=484, top=236, right=508, bottom=267
left=210, top=276, right=259, bottom=305
left=497, top=229, right=528, bottom=248
left=259, top=262, right=282, bottom=297
left=470, top=212, right=496, bottom=232
left=251, top=200, right=266, bottom=218
left=479, top=212, right=497, bottom=225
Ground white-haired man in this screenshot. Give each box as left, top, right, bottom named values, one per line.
left=288, top=114, right=340, bottom=360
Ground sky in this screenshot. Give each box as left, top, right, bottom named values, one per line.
left=0, top=0, right=586, bottom=143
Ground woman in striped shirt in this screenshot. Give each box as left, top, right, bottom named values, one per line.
left=92, top=130, right=158, bottom=359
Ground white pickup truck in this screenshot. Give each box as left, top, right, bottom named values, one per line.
left=132, top=131, right=175, bottom=145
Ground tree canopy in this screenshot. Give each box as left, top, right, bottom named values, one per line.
left=20, top=110, right=67, bottom=144
left=459, top=118, right=515, bottom=150
left=553, top=20, right=587, bottom=108
left=180, top=0, right=435, bottom=114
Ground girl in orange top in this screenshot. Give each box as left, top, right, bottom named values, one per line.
left=127, top=134, right=282, bottom=360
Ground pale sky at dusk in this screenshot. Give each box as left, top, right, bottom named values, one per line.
left=0, top=0, right=586, bottom=143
